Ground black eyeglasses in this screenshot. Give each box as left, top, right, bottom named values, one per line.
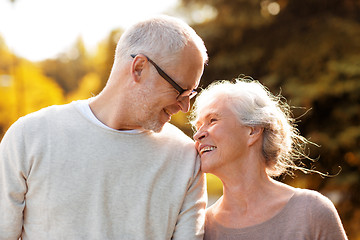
left=131, top=54, right=198, bottom=100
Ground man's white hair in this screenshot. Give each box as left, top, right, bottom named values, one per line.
left=113, top=15, right=208, bottom=69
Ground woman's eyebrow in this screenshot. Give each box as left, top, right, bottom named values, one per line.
left=195, top=112, right=221, bottom=128
left=207, top=112, right=221, bottom=119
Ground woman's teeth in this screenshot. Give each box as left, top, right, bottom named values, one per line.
left=200, top=146, right=217, bottom=155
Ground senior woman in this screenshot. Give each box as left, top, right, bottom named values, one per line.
left=191, top=78, right=347, bottom=240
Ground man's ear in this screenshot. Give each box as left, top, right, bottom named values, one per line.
left=131, top=55, right=147, bottom=82
left=248, top=126, right=263, bottom=146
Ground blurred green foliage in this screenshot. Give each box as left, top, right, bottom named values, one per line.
left=1, top=0, right=359, bottom=238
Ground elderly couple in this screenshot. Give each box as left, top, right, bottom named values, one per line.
left=0, top=15, right=347, bottom=240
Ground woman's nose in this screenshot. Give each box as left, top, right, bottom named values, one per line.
left=193, top=128, right=207, bottom=141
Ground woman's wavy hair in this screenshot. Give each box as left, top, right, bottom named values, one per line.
left=190, top=77, right=319, bottom=177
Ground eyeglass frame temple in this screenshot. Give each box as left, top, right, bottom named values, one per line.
left=130, top=54, right=185, bottom=95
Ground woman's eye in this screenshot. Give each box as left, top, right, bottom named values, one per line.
left=210, top=118, right=217, bottom=123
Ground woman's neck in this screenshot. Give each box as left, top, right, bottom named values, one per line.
left=210, top=167, right=295, bottom=229
left=220, top=170, right=276, bottom=212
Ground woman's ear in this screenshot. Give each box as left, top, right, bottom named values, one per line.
left=131, top=55, right=147, bottom=82
left=248, top=126, right=263, bottom=146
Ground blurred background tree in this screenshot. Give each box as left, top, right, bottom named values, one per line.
left=1, top=0, right=359, bottom=238
left=40, top=37, right=91, bottom=94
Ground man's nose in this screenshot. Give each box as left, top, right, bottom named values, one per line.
left=178, top=97, right=190, bottom=113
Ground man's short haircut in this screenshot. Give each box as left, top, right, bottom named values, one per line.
left=114, top=15, right=208, bottom=69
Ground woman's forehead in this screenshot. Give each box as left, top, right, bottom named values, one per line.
left=195, top=101, right=230, bottom=123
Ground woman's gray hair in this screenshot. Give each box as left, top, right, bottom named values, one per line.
left=114, top=15, right=208, bottom=69
left=191, top=77, right=315, bottom=177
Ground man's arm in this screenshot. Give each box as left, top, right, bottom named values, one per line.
left=0, top=119, right=27, bottom=239
left=171, top=156, right=207, bottom=240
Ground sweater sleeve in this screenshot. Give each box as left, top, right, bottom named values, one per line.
left=171, top=155, right=207, bottom=240
left=309, top=191, right=348, bottom=240
left=0, top=119, right=28, bottom=240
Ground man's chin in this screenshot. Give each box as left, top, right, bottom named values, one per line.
left=142, top=120, right=166, bottom=133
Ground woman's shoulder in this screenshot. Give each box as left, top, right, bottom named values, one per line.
left=293, top=188, right=334, bottom=204
left=291, top=189, right=347, bottom=238
left=205, top=196, right=223, bottom=224
left=205, top=198, right=220, bottom=216
left=292, top=188, right=340, bottom=217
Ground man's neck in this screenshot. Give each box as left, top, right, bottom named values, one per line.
left=89, top=93, right=143, bottom=131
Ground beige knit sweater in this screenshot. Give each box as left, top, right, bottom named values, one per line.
left=0, top=102, right=207, bottom=239
left=204, top=188, right=347, bottom=240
